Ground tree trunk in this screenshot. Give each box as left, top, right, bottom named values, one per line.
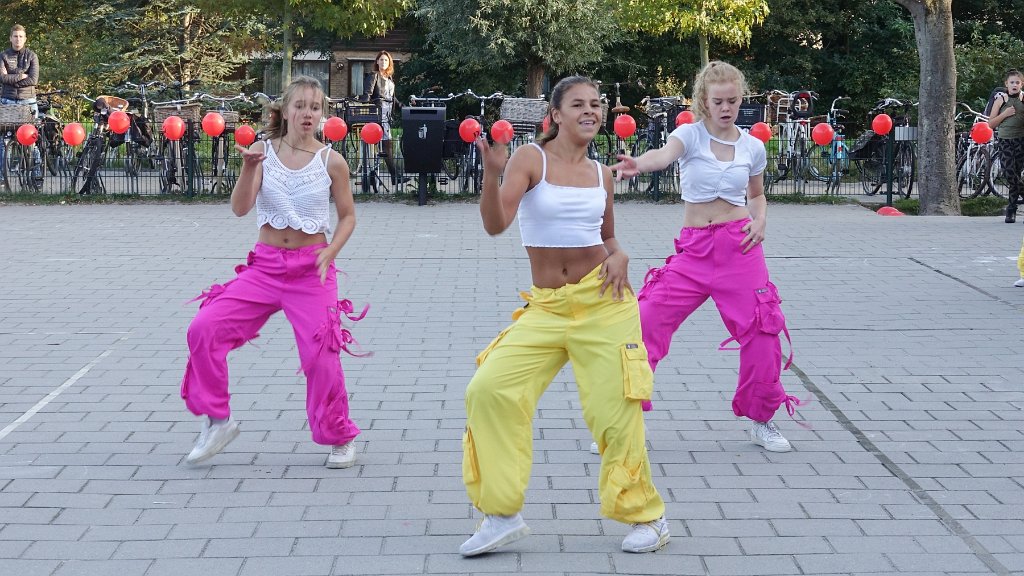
left=895, top=0, right=958, bottom=215
left=282, top=0, right=293, bottom=92
left=526, top=60, right=545, bottom=98
left=698, top=34, right=709, bottom=69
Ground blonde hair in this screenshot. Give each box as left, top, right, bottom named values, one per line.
left=692, top=61, right=749, bottom=121
left=264, top=75, right=327, bottom=140
left=537, top=76, right=602, bottom=145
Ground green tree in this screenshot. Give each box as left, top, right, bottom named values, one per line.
left=416, top=0, right=620, bottom=97
left=197, top=0, right=412, bottom=91
left=615, top=0, right=769, bottom=68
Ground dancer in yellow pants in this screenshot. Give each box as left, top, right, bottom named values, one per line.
left=460, top=76, right=668, bottom=557
left=1015, top=235, right=1024, bottom=287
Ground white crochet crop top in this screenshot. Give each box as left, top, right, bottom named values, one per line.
left=255, top=140, right=333, bottom=234
left=517, top=143, right=606, bottom=248
left=668, top=121, right=767, bottom=206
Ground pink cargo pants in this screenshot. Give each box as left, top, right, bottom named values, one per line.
left=181, top=242, right=366, bottom=445
left=638, top=219, right=798, bottom=422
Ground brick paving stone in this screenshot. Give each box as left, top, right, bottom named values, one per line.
left=2, top=202, right=1023, bottom=575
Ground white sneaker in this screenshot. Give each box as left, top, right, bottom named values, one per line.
left=459, top=513, right=530, bottom=556
left=1014, top=278, right=1024, bottom=287
left=590, top=441, right=600, bottom=454
left=621, top=516, right=670, bottom=553
left=326, top=442, right=357, bottom=469
left=751, top=421, right=792, bottom=452
left=186, top=418, right=239, bottom=464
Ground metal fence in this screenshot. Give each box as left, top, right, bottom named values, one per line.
left=2, top=130, right=885, bottom=199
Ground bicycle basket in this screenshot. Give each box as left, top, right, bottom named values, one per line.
left=499, top=98, right=548, bottom=124
left=204, top=110, right=240, bottom=125
left=443, top=119, right=469, bottom=158
left=849, top=130, right=882, bottom=160
left=0, top=104, right=32, bottom=129
left=153, top=103, right=202, bottom=124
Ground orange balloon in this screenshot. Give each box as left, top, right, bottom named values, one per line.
left=201, top=112, right=226, bottom=137
left=360, top=122, right=384, bottom=145
left=62, top=122, right=86, bottom=146
left=490, top=119, right=514, bottom=144
left=749, top=122, right=772, bottom=143
left=234, top=124, right=257, bottom=147
left=16, top=123, right=37, bottom=146
left=613, top=114, right=636, bottom=139
left=108, top=110, right=131, bottom=134
left=458, top=118, right=481, bottom=143
left=871, top=113, right=893, bottom=136
left=323, top=117, right=348, bottom=142
left=676, top=110, right=695, bottom=127
left=970, top=121, right=993, bottom=145
left=811, top=122, right=834, bottom=146
left=162, top=116, right=185, bottom=141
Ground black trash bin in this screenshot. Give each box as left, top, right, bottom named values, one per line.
left=401, top=106, right=446, bottom=205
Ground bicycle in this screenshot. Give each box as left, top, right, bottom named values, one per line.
left=763, top=89, right=817, bottom=193
left=119, top=80, right=163, bottom=175
left=0, top=102, right=37, bottom=193
left=588, top=81, right=625, bottom=165
left=498, top=94, right=547, bottom=155
left=199, top=92, right=248, bottom=194
left=631, top=95, right=685, bottom=198
left=70, top=93, right=133, bottom=195
left=806, top=96, right=852, bottom=194
left=152, top=95, right=204, bottom=195
left=953, top=102, right=1001, bottom=199
left=855, top=97, right=917, bottom=198
left=456, top=89, right=504, bottom=195
left=335, top=95, right=389, bottom=194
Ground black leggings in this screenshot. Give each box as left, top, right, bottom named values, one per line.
left=999, top=137, right=1024, bottom=211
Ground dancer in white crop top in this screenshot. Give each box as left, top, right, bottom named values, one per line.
left=459, top=76, right=669, bottom=558
left=180, top=76, right=368, bottom=471
left=610, top=61, right=802, bottom=453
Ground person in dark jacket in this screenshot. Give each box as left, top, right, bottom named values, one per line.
left=361, top=50, right=407, bottom=186
left=1, top=24, right=41, bottom=182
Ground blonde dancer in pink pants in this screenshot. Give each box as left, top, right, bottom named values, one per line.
left=181, top=76, right=366, bottom=468
left=611, top=61, right=802, bottom=452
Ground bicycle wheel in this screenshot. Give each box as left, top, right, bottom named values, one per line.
left=986, top=149, right=1008, bottom=198
left=792, top=135, right=809, bottom=192
left=956, top=147, right=988, bottom=200
left=159, top=140, right=181, bottom=194
left=9, top=143, right=33, bottom=191
left=806, top=143, right=836, bottom=183
left=71, top=138, right=103, bottom=195
left=124, top=142, right=140, bottom=177
left=857, top=151, right=884, bottom=195
left=894, top=143, right=914, bottom=198
left=627, top=137, right=650, bottom=195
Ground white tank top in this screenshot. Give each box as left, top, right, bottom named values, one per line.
left=256, top=140, right=333, bottom=234
left=517, top=143, right=606, bottom=248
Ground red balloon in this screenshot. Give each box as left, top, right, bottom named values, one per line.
left=108, top=110, right=130, bottom=135
left=201, top=112, right=226, bottom=137
left=872, top=113, right=893, bottom=136
left=162, top=115, right=185, bottom=141
left=323, top=116, right=348, bottom=142
left=360, top=122, right=384, bottom=145
left=62, top=122, right=86, bottom=146
left=970, top=121, right=993, bottom=145
left=811, top=122, right=835, bottom=146
left=458, top=118, right=481, bottom=143
left=613, top=114, right=636, bottom=139
left=490, top=119, right=514, bottom=144
left=749, top=122, right=772, bottom=143
left=676, top=110, right=695, bottom=127
left=234, top=124, right=256, bottom=147
left=16, top=123, right=37, bottom=146
left=542, top=115, right=551, bottom=134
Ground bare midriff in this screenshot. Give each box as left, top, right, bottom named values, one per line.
left=683, top=197, right=749, bottom=228
left=526, top=245, right=610, bottom=289
left=257, top=224, right=327, bottom=248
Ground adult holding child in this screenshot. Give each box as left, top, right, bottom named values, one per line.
left=180, top=75, right=367, bottom=469
left=459, top=76, right=670, bottom=556
left=611, top=61, right=802, bottom=453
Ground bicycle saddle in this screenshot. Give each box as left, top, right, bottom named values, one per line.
left=94, top=95, right=129, bottom=112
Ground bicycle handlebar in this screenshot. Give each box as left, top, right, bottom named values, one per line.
left=197, top=93, right=250, bottom=106
left=956, top=102, right=989, bottom=122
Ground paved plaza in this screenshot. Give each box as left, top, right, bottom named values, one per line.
left=0, top=199, right=1023, bottom=575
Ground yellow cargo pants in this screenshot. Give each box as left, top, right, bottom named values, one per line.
left=463, top=266, right=665, bottom=523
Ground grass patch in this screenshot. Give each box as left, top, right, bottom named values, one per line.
left=0, top=192, right=230, bottom=205
left=862, top=195, right=1005, bottom=216
left=766, top=193, right=856, bottom=205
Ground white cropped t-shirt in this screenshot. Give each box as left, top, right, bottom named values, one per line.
left=255, top=141, right=333, bottom=234
left=517, top=143, right=606, bottom=248
left=668, top=121, right=767, bottom=206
